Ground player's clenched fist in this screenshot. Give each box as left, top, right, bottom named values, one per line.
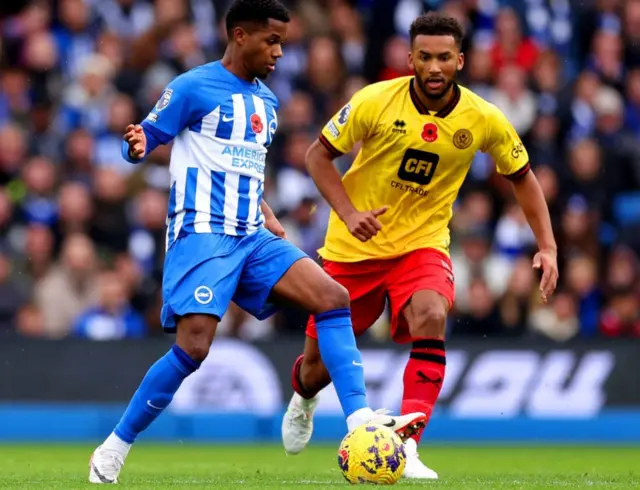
left=124, top=124, right=147, bottom=159
left=344, top=206, right=389, bottom=242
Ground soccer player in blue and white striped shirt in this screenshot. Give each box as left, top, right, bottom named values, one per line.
left=89, top=1, right=426, bottom=483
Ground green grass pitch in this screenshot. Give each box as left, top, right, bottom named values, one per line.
left=2, top=444, right=640, bottom=489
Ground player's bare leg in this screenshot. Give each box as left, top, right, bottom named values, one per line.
left=400, top=289, right=449, bottom=480
left=90, top=314, right=218, bottom=484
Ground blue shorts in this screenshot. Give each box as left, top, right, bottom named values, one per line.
left=160, top=228, right=307, bottom=332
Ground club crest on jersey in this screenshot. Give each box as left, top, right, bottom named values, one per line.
left=337, top=104, right=352, bottom=125
left=155, top=89, right=173, bottom=112
left=194, top=286, right=213, bottom=305
left=422, top=123, right=438, bottom=143
left=251, top=113, right=263, bottom=134
left=453, top=129, right=473, bottom=149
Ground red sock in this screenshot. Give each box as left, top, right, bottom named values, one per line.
left=291, top=354, right=319, bottom=399
left=401, top=338, right=446, bottom=444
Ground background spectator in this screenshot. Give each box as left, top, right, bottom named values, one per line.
left=73, top=269, right=146, bottom=340
left=0, top=0, right=639, bottom=341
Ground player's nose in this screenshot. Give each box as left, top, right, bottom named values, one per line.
left=427, top=61, right=442, bottom=74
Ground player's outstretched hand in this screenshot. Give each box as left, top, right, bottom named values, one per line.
left=265, top=215, right=287, bottom=239
left=344, top=206, right=388, bottom=242
left=533, top=249, right=558, bottom=304
left=124, top=124, right=147, bottom=159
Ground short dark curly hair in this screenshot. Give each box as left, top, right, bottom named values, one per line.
left=409, top=13, right=464, bottom=48
left=225, top=0, right=290, bottom=34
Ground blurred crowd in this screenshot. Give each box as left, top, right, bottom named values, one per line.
left=0, top=0, right=639, bottom=342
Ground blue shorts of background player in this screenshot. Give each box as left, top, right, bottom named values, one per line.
left=161, top=228, right=306, bottom=332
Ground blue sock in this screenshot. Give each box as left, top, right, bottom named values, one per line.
left=114, top=345, right=200, bottom=443
left=315, top=308, right=368, bottom=418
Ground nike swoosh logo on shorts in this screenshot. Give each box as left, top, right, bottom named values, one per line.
left=222, top=115, right=234, bottom=122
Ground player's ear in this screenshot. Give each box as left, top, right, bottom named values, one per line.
left=408, top=50, right=415, bottom=72
left=457, top=52, right=465, bottom=71
left=232, top=26, right=248, bottom=46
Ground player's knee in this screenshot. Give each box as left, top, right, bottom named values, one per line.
left=410, top=303, right=447, bottom=338
left=315, top=280, right=350, bottom=313
left=176, top=314, right=218, bottom=363
left=181, top=342, right=210, bottom=363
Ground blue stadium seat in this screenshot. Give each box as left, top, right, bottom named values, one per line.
left=613, top=193, right=640, bottom=225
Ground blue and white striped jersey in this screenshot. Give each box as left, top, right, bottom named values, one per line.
left=141, top=61, right=279, bottom=247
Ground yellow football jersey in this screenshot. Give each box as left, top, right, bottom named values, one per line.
left=317, top=76, right=530, bottom=262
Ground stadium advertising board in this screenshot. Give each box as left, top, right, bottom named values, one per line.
left=0, top=338, right=637, bottom=419
left=169, top=340, right=620, bottom=419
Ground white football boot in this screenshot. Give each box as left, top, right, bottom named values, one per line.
left=282, top=392, right=429, bottom=455
left=89, top=445, right=125, bottom=484
left=402, top=438, right=439, bottom=479
left=366, top=409, right=428, bottom=442
left=282, top=392, right=320, bottom=455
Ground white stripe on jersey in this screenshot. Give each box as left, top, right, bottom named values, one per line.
left=194, top=167, right=213, bottom=233
left=223, top=172, right=240, bottom=235
left=196, top=106, right=220, bottom=232
left=201, top=106, right=220, bottom=134
left=173, top=161, right=187, bottom=239
left=231, top=94, right=247, bottom=141
left=245, top=177, right=261, bottom=233
left=252, top=95, right=268, bottom=146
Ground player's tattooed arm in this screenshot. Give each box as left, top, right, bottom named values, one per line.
left=510, top=170, right=559, bottom=303
left=306, top=139, right=387, bottom=243
left=261, top=200, right=286, bottom=239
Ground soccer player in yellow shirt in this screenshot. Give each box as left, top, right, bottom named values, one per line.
left=282, top=13, right=559, bottom=479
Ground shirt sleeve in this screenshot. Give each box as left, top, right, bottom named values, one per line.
left=482, top=104, right=531, bottom=180
left=318, top=88, right=376, bottom=157
left=121, top=73, right=194, bottom=164
left=142, top=73, right=194, bottom=141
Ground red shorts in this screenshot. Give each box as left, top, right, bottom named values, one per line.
left=306, top=248, right=455, bottom=344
